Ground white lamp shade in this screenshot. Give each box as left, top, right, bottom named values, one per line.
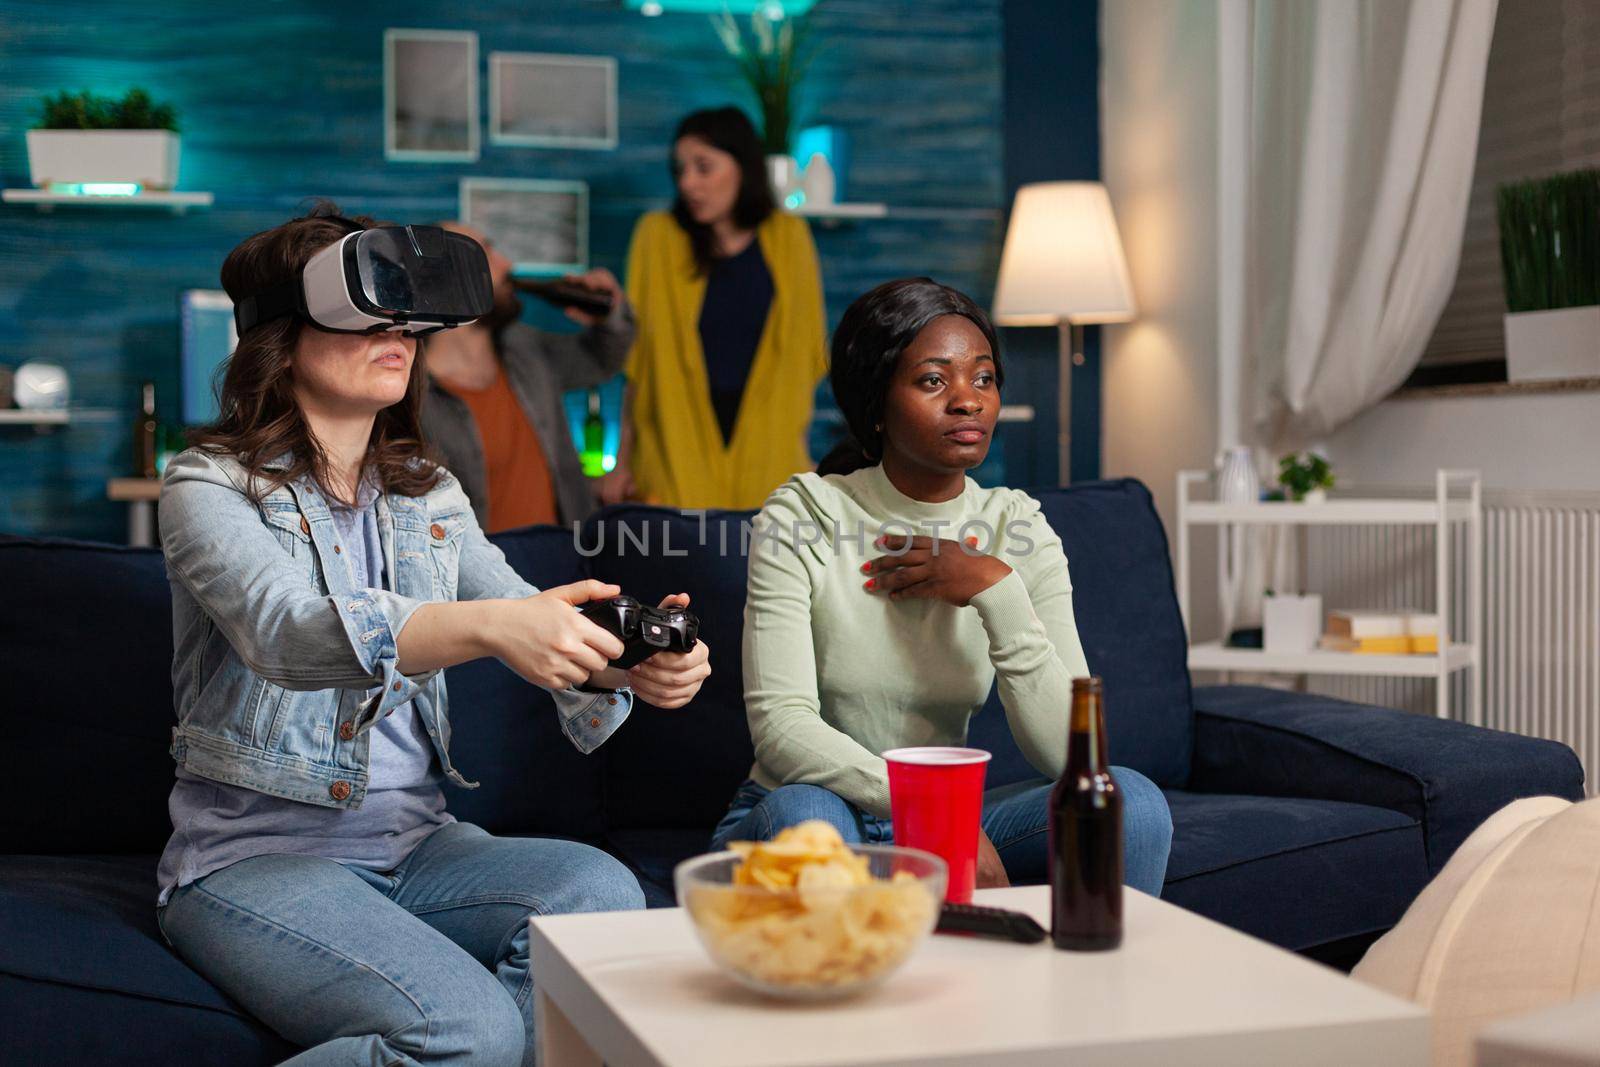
left=993, top=181, right=1137, bottom=326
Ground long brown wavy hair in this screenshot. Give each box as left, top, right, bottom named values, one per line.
left=191, top=202, right=441, bottom=504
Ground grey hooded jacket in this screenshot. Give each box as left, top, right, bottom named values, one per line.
left=421, top=310, right=635, bottom=530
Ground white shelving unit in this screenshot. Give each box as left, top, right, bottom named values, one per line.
left=2, top=188, right=214, bottom=213
left=1176, top=469, right=1483, bottom=722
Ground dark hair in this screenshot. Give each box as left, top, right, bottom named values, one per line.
left=191, top=201, right=441, bottom=504
left=670, top=107, right=777, bottom=274
left=816, top=278, right=1004, bottom=477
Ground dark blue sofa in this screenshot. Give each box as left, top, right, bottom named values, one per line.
left=0, top=478, right=1584, bottom=1064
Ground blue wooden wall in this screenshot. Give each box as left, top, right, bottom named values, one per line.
left=1003, top=0, right=1103, bottom=484
left=0, top=0, right=1090, bottom=541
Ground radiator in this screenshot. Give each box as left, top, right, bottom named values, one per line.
left=1304, top=489, right=1599, bottom=795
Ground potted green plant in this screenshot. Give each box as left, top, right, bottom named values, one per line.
left=1498, top=168, right=1599, bottom=381
left=712, top=9, right=813, bottom=205
left=1278, top=451, right=1335, bottom=503
left=27, top=88, right=181, bottom=192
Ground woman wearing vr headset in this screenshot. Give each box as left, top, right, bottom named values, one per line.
left=713, top=278, right=1172, bottom=896
left=154, top=205, right=711, bottom=1066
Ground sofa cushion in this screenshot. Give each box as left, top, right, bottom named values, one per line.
left=1, top=972, right=291, bottom=1067
left=0, top=853, right=263, bottom=1015
left=0, top=537, right=177, bottom=853
left=0, top=854, right=293, bottom=1064
left=443, top=525, right=606, bottom=839
left=584, top=506, right=756, bottom=831
left=1190, top=684, right=1587, bottom=874
left=1161, top=790, right=1429, bottom=950
left=1027, top=479, right=1194, bottom=787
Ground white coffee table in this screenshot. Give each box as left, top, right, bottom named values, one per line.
left=530, top=885, right=1427, bottom=1066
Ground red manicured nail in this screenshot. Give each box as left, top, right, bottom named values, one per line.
left=860, top=562, right=871, bottom=573
left=966, top=536, right=979, bottom=548
left=865, top=579, right=876, bottom=590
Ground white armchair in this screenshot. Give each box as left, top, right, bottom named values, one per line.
left=1352, top=796, right=1600, bottom=1067
left=1477, top=990, right=1600, bottom=1067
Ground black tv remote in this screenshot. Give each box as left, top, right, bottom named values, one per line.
left=936, top=902, right=1048, bottom=944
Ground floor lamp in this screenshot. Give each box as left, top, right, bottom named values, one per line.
left=993, top=182, right=1137, bottom=484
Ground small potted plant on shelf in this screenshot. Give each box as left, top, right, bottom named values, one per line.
left=1278, top=451, right=1335, bottom=503
left=712, top=8, right=813, bottom=206
left=1499, top=168, right=1600, bottom=382
left=27, top=88, right=181, bottom=192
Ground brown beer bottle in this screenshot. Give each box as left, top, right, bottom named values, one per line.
left=1049, top=676, right=1123, bottom=950
left=132, top=382, right=158, bottom=479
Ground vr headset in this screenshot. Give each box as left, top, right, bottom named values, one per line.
left=234, top=223, right=495, bottom=336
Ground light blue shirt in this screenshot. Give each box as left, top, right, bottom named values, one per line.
left=158, top=477, right=451, bottom=903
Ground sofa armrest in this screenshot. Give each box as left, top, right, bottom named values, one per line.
left=1190, top=685, right=1585, bottom=875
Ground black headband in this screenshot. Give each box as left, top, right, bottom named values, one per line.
left=233, top=215, right=368, bottom=335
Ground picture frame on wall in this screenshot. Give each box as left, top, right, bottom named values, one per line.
left=460, top=177, right=589, bottom=276
left=489, top=53, right=617, bottom=150
left=385, top=29, right=479, bottom=161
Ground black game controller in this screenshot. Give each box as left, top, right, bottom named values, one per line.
left=579, top=595, right=700, bottom=670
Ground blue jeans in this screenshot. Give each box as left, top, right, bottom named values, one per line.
left=158, top=821, right=645, bottom=1066
left=710, top=771, right=1173, bottom=897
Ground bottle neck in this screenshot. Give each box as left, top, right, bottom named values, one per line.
left=1066, top=694, right=1109, bottom=772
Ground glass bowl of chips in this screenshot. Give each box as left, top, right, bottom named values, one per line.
left=675, top=821, right=947, bottom=1000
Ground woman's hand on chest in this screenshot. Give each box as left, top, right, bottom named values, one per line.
left=859, top=533, right=1012, bottom=607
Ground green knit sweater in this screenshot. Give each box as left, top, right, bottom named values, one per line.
left=742, top=463, right=1091, bottom=817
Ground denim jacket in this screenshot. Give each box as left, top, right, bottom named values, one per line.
left=158, top=448, right=630, bottom=810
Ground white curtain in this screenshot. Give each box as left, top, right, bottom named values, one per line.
left=1232, top=0, right=1498, bottom=449
left=1212, top=0, right=1497, bottom=640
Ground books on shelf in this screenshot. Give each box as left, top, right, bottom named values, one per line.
left=1321, top=610, right=1439, bottom=655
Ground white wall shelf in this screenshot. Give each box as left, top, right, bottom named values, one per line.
left=813, top=404, right=1035, bottom=425
left=789, top=204, right=1006, bottom=224
left=1188, top=640, right=1475, bottom=679
left=791, top=202, right=888, bottom=220
left=2, top=188, right=214, bottom=213
left=0, top=407, right=119, bottom=433
left=1184, top=499, right=1475, bottom=525
left=0, top=409, right=69, bottom=425
left=1177, top=468, right=1484, bottom=721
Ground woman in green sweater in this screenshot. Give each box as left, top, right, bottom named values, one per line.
left=712, top=278, right=1172, bottom=894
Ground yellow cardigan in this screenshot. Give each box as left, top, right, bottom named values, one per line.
left=623, top=210, right=827, bottom=509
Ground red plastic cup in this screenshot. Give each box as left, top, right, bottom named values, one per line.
left=883, top=747, right=992, bottom=903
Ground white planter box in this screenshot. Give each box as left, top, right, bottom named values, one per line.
left=25, top=129, right=180, bottom=190
left=1264, top=594, right=1323, bottom=655
left=1505, top=306, right=1600, bottom=382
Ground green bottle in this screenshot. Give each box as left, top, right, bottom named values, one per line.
left=580, top=390, right=607, bottom=478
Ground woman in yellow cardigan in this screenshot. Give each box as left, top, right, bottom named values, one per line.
left=604, top=107, right=827, bottom=510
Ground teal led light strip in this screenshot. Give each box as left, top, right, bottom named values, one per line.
left=47, top=182, right=143, bottom=197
